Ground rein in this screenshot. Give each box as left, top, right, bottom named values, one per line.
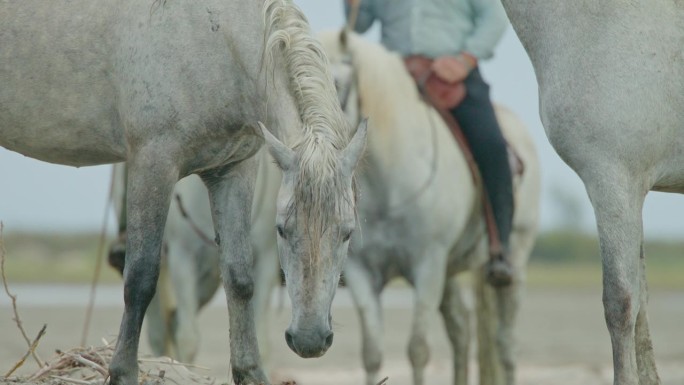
left=174, top=193, right=217, bottom=247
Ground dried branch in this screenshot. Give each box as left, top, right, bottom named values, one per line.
left=137, top=357, right=210, bottom=370
left=50, top=374, right=101, bottom=385
left=0, top=222, right=45, bottom=369
left=66, top=353, right=108, bottom=376
left=82, top=174, right=116, bottom=346
left=4, top=323, right=47, bottom=377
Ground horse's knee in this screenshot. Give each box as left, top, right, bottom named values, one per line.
left=363, top=342, right=383, bottom=374
left=408, top=334, right=430, bottom=368
left=225, top=264, right=255, bottom=300
left=603, top=286, right=635, bottom=334
left=123, top=263, right=159, bottom=309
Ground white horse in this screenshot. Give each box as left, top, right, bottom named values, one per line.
left=500, top=2, right=683, bottom=384
left=318, top=30, right=540, bottom=385
left=109, top=148, right=281, bottom=364
left=0, top=1, right=366, bottom=384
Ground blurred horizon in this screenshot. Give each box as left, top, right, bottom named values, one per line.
left=0, top=0, right=681, bottom=240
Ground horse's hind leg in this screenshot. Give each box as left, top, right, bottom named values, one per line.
left=586, top=178, right=651, bottom=385
left=476, top=221, right=534, bottom=385
left=438, top=275, right=470, bottom=385
left=201, top=157, right=268, bottom=385
left=475, top=269, right=519, bottom=385
left=108, top=155, right=179, bottom=385
left=168, top=241, right=201, bottom=363
left=635, top=246, right=660, bottom=384
left=146, top=255, right=175, bottom=358
left=344, top=257, right=384, bottom=385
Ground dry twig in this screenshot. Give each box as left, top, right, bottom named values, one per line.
left=1, top=221, right=46, bottom=371
left=81, top=175, right=116, bottom=346
left=4, top=323, right=47, bottom=377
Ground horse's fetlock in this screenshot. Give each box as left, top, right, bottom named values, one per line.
left=231, top=364, right=268, bottom=385
left=108, top=361, right=137, bottom=385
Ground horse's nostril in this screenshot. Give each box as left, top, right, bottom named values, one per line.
left=324, top=331, right=334, bottom=349
left=285, top=330, right=296, bottom=352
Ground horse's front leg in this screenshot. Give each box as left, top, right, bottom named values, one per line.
left=108, top=154, right=178, bottom=385
left=344, top=256, right=385, bottom=385
left=202, top=157, right=268, bottom=385
left=408, top=247, right=448, bottom=385
left=586, top=177, right=652, bottom=385
left=438, top=275, right=470, bottom=385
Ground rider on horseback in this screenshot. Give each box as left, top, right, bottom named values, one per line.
left=345, top=0, right=515, bottom=286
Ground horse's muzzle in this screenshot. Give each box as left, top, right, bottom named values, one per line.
left=284, top=327, right=334, bottom=358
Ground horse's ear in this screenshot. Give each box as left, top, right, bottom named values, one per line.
left=341, top=118, right=368, bottom=177
left=258, top=121, right=296, bottom=171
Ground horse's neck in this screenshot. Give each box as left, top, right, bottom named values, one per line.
left=265, top=66, right=303, bottom=146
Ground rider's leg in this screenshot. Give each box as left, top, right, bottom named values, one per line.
left=449, top=68, right=514, bottom=286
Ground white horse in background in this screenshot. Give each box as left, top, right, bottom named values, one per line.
left=319, top=30, right=540, bottom=385
left=500, top=2, right=683, bottom=384
left=109, top=148, right=281, bottom=364
left=0, top=1, right=367, bottom=384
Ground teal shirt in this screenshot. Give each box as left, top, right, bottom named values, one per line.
left=344, top=0, right=508, bottom=60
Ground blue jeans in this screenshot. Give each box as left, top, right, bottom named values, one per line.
left=449, top=68, right=513, bottom=252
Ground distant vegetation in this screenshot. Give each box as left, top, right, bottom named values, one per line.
left=530, top=230, right=683, bottom=289
left=1, top=231, right=121, bottom=284
left=1, top=230, right=682, bottom=288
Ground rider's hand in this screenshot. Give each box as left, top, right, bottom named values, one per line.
left=431, top=56, right=469, bottom=83
left=431, top=53, right=477, bottom=83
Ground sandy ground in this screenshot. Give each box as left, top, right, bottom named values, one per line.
left=1, top=285, right=684, bottom=385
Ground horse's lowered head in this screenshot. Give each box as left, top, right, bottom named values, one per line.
left=258, top=120, right=366, bottom=358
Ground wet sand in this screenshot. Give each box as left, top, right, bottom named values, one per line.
left=1, top=285, right=683, bottom=384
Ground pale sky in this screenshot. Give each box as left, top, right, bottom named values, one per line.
left=0, top=1, right=681, bottom=240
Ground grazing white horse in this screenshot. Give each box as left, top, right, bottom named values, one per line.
left=500, top=2, right=684, bottom=384
left=109, top=148, right=281, bottom=364
left=318, top=30, right=540, bottom=385
left=0, top=1, right=366, bottom=384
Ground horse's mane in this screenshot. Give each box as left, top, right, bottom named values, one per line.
left=320, top=30, right=423, bottom=140
left=263, top=1, right=355, bottom=261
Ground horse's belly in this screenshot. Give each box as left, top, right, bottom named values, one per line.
left=1, top=0, right=125, bottom=166
left=0, top=74, right=125, bottom=166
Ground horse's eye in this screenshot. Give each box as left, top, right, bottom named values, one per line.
left=276, top=225, right=286, bottom=239
left=342, top=230, right=353, bottom=242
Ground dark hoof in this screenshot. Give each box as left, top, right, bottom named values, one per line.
left=485, top=258, right=514, bottom=287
